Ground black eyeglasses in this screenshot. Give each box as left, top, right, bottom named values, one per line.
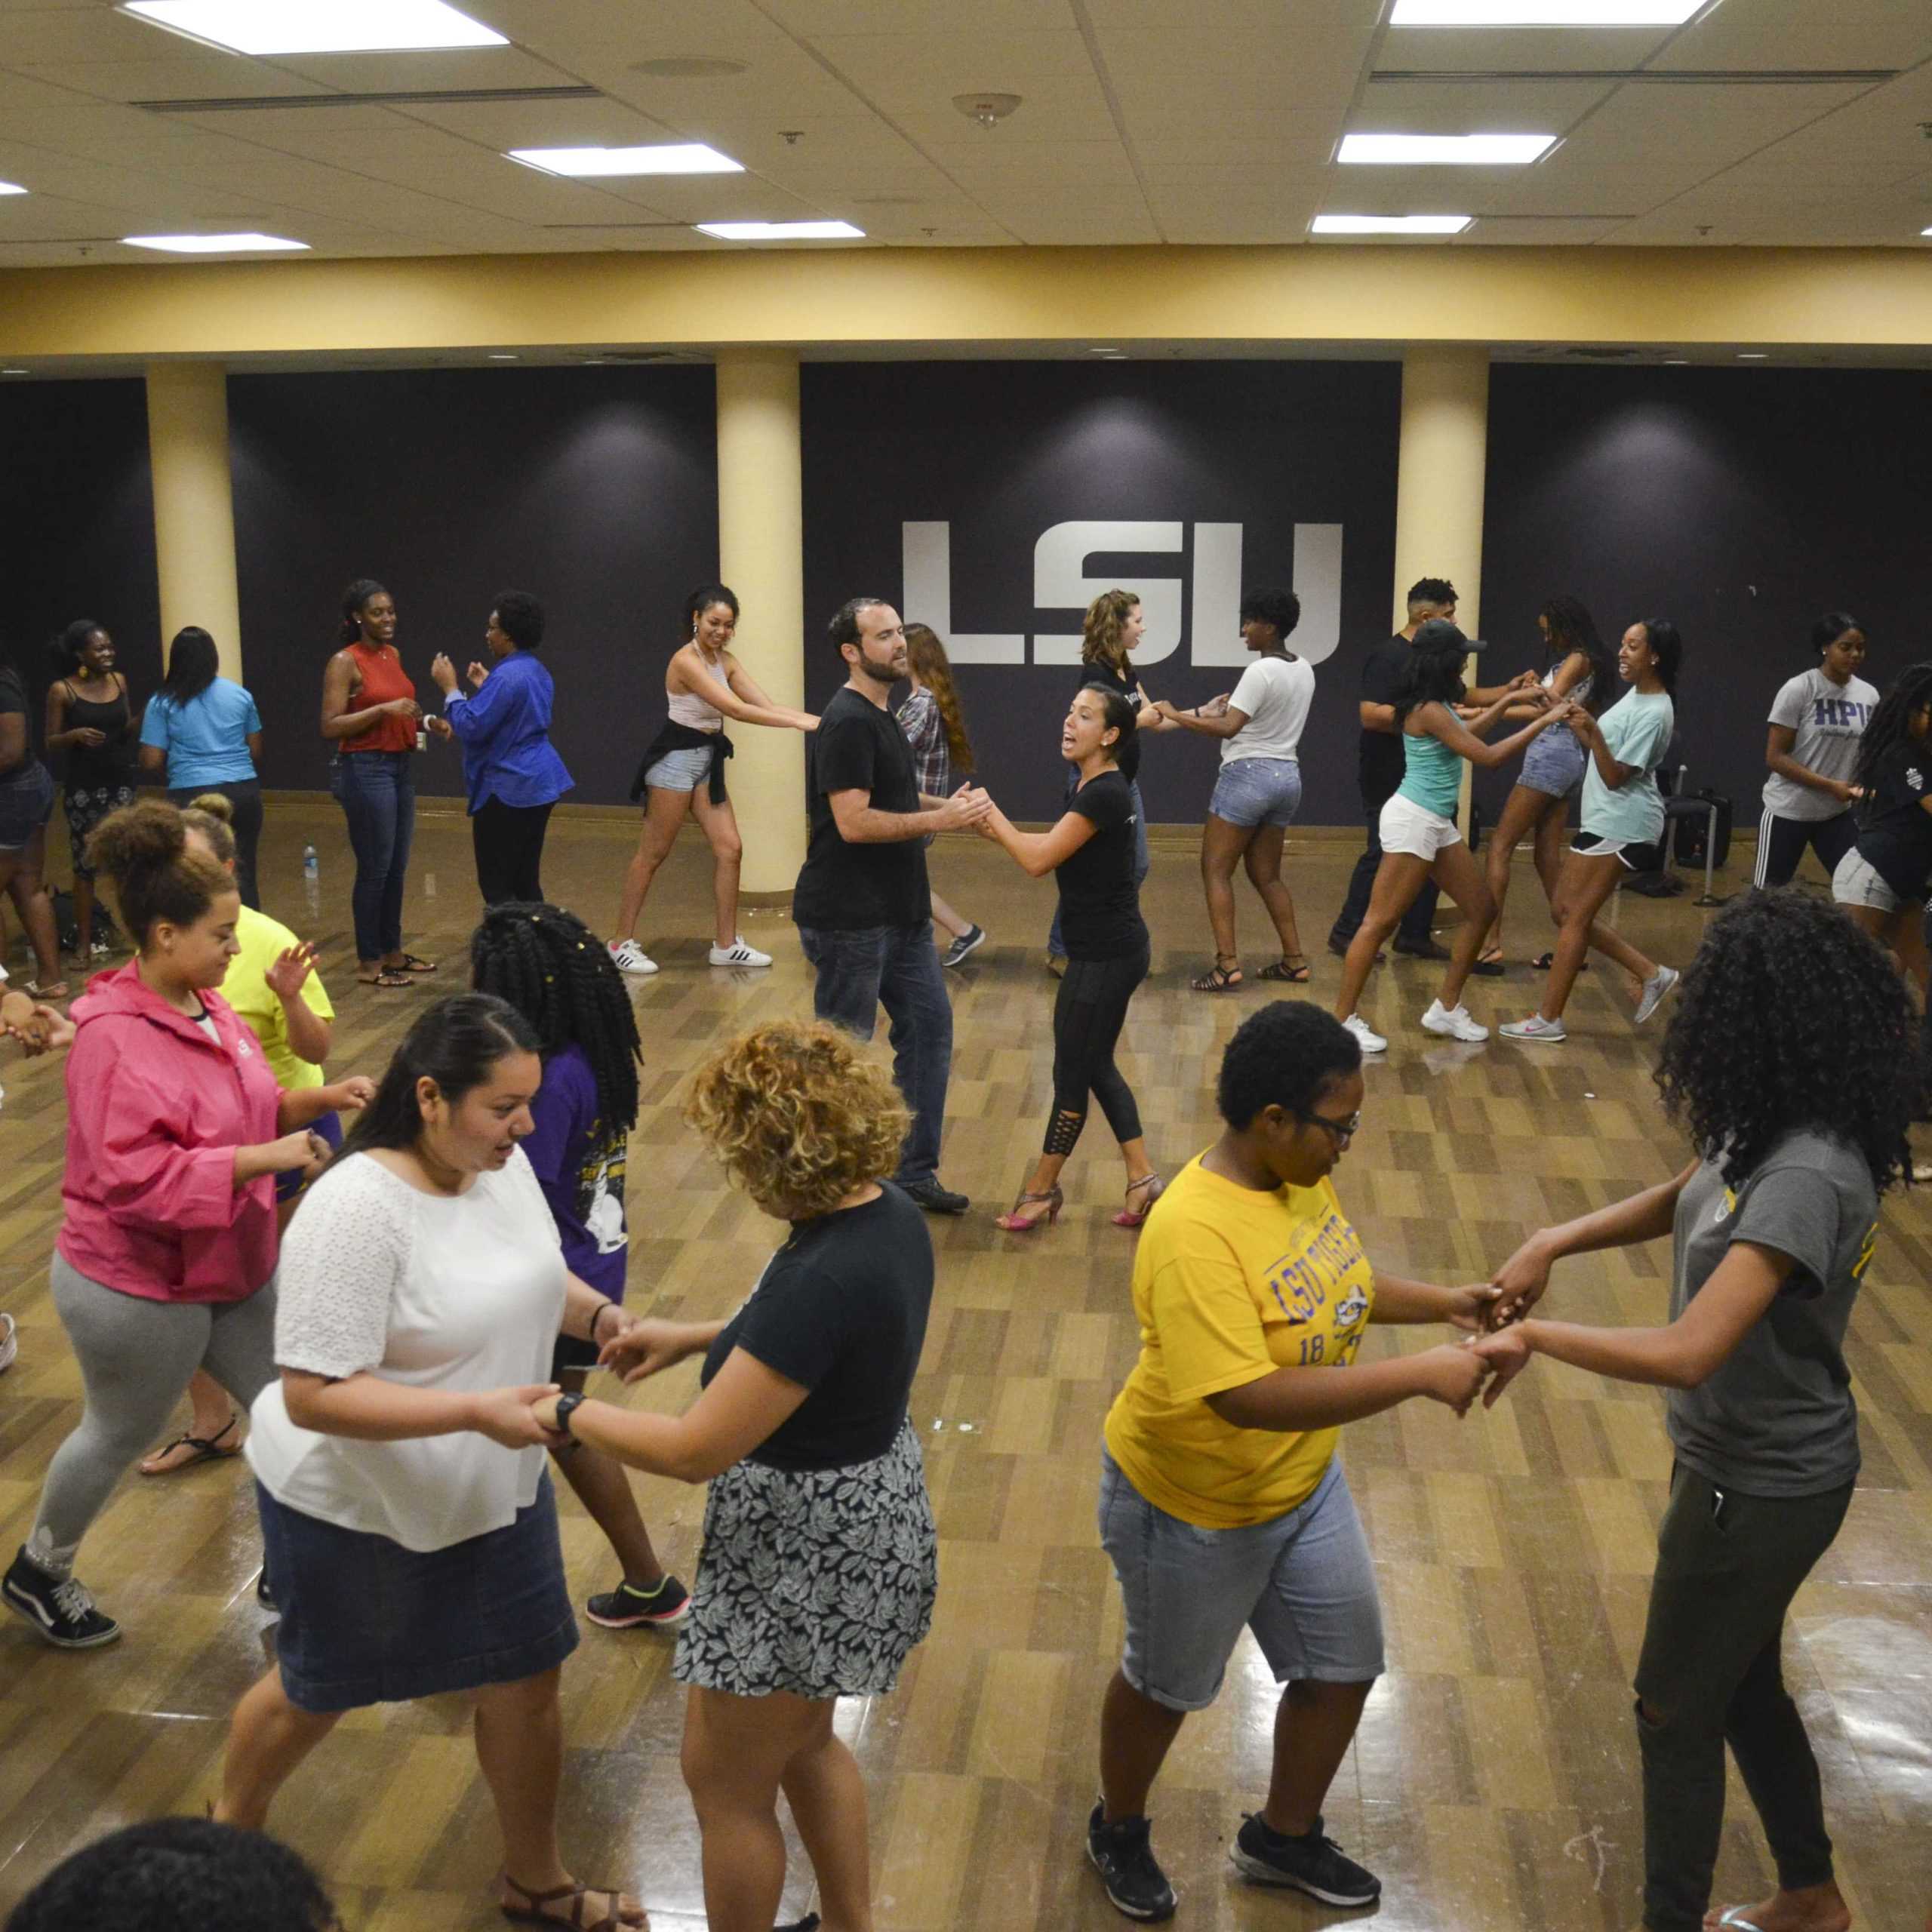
left=1294, top=1108, right=1361, bottom=1148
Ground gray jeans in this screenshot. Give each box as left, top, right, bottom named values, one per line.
left=31, top=1253, right=278, bottom=1569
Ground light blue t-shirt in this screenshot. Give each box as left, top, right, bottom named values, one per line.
left=1397, top=723, right=1462, bottom=818
left=1581, top=688, right=1674, bottom=845
left=140, top=678, right=262, bottom=788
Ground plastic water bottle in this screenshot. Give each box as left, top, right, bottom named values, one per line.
left=303, top=844, right=319, bottom=884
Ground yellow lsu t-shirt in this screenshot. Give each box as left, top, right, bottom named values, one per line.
left=221, top=904, right=331, bottom=1092
left=1103, top=1153, right=1374, bottom=1530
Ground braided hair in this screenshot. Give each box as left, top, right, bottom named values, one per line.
left=1853, top=660, right=1932, bottom=801
left=468, top=902, right=641, bottom=1135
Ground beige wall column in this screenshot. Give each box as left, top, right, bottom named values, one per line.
left=715, top=347, right=806, bottom=902
left=145, top=361, right=243, bottom=680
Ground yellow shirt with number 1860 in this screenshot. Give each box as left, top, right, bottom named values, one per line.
left=1103, top=1153, right=1375, bottom=1531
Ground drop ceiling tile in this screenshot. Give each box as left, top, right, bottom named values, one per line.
left=1466, top=165, right=1684, bottom=216
left=568, top=42, right=863, bottom=124
left=1457, top=214, right=1626, bottom=244
left=469, top=0, right=790, bottom=43
left=1373, top=25, right=1676, bottom=75
left=1653, top=0, right=1932, bottom=72
left=1552, top=82, right=1866, bottom=174
left=169, top=106, right=416, bottom=142
left=916, top=140, right=1137, bottom=186
left=11, top=57, right=323, bottom=105
left=1345, top=76, right=1612, bottom=131
left=765, top=0, right=1078, bottom=32
left=583, top=177, right=827, bottom=223
left=0, top=8, right=196, bottom=62
left=266, top=47, right=579, bottom=93
left=395, top=97, right=678, bottom=146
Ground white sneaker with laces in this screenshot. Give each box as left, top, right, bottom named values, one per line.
left=1422, top=1000, right=1488, bottom=1043
left=1634, top=965, right=1679, bottom=1025
left=608, top=940, right=659, bottom=977
left=709, top=936, right=772, bottom=968
left=1342, top=1014, right=1388, bottom=1055
left=1500, top=1014, right=1567, bottom=1043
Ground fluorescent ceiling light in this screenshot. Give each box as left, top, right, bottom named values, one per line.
left=488, top=352, right=518, bottom=360
left=1390, top=1, right=1702, bottom=20
left=121, top=0, right=506, bottom=55
left=2, top=368, right=28, bottom=376
left=1340, top=133, right=1555, bottom=165
left=123, top=232, right=309, bottom=252
left=1737, top=351, right=1767, bottom=358
left=695, top=220, right=864, bottom=241
left=1312, top=214, right=1472, bottom=235
left=1922, top=226, right=1932, bottom=237
left=509, top=143, right=742, bottom=178
left=0, top=180, right=26, bottom=196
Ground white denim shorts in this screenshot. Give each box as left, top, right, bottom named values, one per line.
left=1379, top=790, right=1461, bottom=861
left=1831, top=848, right=1907, bottom=913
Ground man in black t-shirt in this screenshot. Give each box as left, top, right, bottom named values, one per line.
left=795, top=598, right=992, bottom=1214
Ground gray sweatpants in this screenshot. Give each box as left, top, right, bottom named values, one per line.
left=29, top=1253, right=278, bottom=1571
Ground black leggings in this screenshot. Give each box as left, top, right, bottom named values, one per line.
left=472, top=797, right=555, bottom=906
left=171, top=780, right=262, bottom=909
left=1046, top=943, right=1149, bottom=1155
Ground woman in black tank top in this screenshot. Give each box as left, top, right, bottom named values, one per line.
left=45, top=620, right=137, bottom=965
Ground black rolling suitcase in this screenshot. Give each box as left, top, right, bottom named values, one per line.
left=1670, top=787, right=1731, bottom=869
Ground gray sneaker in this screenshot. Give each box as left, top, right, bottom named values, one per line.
left=1634, top=965, right=1680, bottom=1025
left=943, top=924, right=987, bottom=969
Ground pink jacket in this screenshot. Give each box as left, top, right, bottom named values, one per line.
left=57, top=961, right=285, bottom=1303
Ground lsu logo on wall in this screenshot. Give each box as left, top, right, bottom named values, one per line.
left=902, top=518, right=1343, bottom=669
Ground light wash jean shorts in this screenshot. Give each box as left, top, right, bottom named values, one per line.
left=1097, top=1451, right=1384, bottom=1712
left=1832, top=847, right=1909, bottom=912
left=1518, top=721, right=1586, bottom=798
left=1210, top=755, right=1303, bottom=829
left=642, top=743, right=714, bottom=793
left=1379, top=790, right=1461, bottom=862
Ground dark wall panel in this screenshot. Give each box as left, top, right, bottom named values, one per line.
left=801, top=360, right=1402, bottom=825
left=1477, top=365, right=1932, bottom=828
left=229, top=365, right=718, bottom=800
left=0, top=378, right=161, bottom=732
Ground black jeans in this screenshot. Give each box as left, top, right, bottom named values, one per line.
left=334, top=752, right=414, bottom=960
left=472, top=797, right=555, bottom=906
left=1327, top=789, right=1438, bottom=950
left=170, top=780, right=261, bottom=910
left=798, top=921, right=953, bottom=1186
left=1633, top=1463, right=1852, bottom=1931
left=1047, top=942, right=1149, bottom=1154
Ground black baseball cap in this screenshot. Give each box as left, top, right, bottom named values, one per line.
left=1411, top=617, right=1487, bottom=655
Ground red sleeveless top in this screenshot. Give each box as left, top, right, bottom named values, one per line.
left=339, top=643, right=417, bottom=755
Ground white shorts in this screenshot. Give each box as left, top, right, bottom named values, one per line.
left=1379, top=792, right=1461, bottom=861
left=1832, top=848, right=1908, bottom=913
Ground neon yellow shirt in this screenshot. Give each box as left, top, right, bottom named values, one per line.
left=1104, top=1154, right=1375, bottom=1529
left=220, top=905, right=331, bottom=1092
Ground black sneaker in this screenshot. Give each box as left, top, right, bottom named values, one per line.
left=1086, top=1801, right=1176, bottom=1921
left=1229, top=1812, right=1380, bottom=1906
left=2, top=1546, right=120, bottom=1649
left=943, top=924, right=988, bottom=970
left=585, top=1574, right=691, bottom=1629
left=900, top=1177, right=970, bottom=1216
left=1392, top=937, right=1449, bottom=961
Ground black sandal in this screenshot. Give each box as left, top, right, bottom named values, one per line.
left=1191, top=953, right=1244, bottom=992
left=1257, top=955, right=1311, bottom=983
left=140, top=1412, right=240, bottom=1477
left=1472, top=948, right=1506, bottom=977
left=358, top=968, right=413, bottom=988
left=1531, top=952, right=1588, bottom=972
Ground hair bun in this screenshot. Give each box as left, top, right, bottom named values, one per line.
left=186, top=791, right=235, bottom=824
left=85, top=799, right=186, bottom=881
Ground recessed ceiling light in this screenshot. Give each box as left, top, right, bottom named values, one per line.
left=1737, top=351, right=1768, bottom=358
left=629, top=57, right=749, bottom=79
left=120, top=0, right=506, bottom=54
left=1312, top=214, right=1472, bottom=235
left=122, top=232, right=309, bottom=252
left=488, top=352, right=518, bottom=360
left=1340, top=134, right=1555, bottom=165
left=0, top=181, right=26, bottom=196
left=694, top=220, right=864, bottom=241
left=1389, top=1, right=1703, bottom=22
left=508, top=143, right=741, bottom=178
left=1089, top=346, right=1120, bottom=353
left=1664, top=358, right=1688, bottom=364
left=1921, top=226, right=1932, bottom=237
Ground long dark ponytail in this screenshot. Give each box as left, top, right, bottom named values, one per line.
left=340, top=993, right=543, bottom=1158
left=1540, top=595, right=1616, bottom=717
left=158, top=627, right=220, bottom=707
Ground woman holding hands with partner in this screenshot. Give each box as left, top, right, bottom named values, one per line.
left=1155, top=586, right=1317, bottom=992
left=1500, top=618, right=1684, bottom=1044
left=1332, top=620, right=1577, bottom=1055
left=975, top=682, right=1159, bottom=1232
left=1472, top=888, right=1909, bottom=1932
left=222, top=993, right=648, bottom=1932
left=1086, top=1000, right=1502, bottom=1922
left=610, top=583, right=817, bottom=977
left=528, top=1019, right=937, bottom=1932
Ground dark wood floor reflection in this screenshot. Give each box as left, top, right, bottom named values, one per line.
left=2, top=806, right=1927, bottom=1930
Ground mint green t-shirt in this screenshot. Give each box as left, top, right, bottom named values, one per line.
left=1580, top=689, right=1674, bottom=845
left=1396, top=724, right=1462, bottom=818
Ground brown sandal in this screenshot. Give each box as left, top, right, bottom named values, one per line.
left=392, top=952, right=438, bottom=974
left=499, top=1874, right=648, bottom=1931
left=358, top=968, right=412, bottom=988
left=1257, top=955, right=1310, bottom=984
left=1191, top=952, right=1244, bottom=992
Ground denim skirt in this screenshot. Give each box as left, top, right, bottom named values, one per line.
left=257, top=1474, right=578, bottom=1712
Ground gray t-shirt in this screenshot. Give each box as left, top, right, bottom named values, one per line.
left=1666, top=1130, right=1877, bottom=1497
left=1761, top=668, right=1879, bottom=822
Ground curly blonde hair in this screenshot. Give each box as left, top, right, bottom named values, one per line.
left=684, top=1020, right=910, bottom=1220
left=1081, top=587, right=1140, bottom=673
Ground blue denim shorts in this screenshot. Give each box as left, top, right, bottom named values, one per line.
left=643, top=743, right=715, bottom=792
left=1518, top=721, right=1586, bottom=798
left=1210, top=756, right=1303, bottom=830
left=1097, top=1451, right=1383, bottom=1712
left=0, top=763, right=55, bottom=853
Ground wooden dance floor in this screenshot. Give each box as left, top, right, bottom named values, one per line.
left=2, top=804, right=1927, bottom=1930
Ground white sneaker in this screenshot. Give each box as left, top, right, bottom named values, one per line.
left=1422, top=999, right=1488, bottom=1043
left=1634, top=965, right=1679, bottom=1025
left=1500, top=1014, right=1567, bottom=1043
left=1342, top=1013, right=1388, bottom=1055
left=709, top=936, right=772, bottom=968
left=608, top=940, right=659, bottom=977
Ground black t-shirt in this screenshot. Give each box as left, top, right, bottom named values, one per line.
left=1074, top=660, right=1144, bottom=786
left=1854, top=740, right=1932, bottom=900
left=1056, top=768, right=1147, bottom=961
left=794, top=685, right=931, bottom=931
left=1356, top=635, right=1413, bottom=804
left=701, top=1185, right=934, bottom=1472
left=0, top=669, right=40, bottom=783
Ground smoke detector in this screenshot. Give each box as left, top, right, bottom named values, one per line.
left=953, top=91, right=1021, bottom=128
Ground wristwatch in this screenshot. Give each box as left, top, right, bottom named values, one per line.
left=551, top=1392, right=586, bottom=1444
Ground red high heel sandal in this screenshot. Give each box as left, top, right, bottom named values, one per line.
left=1112, top=1173, right=1164, bottom=1228
left=995, top=1186, right=1063, bottom=1232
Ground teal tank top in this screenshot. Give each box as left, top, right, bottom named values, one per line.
left=1397, top=724, right=1462, bottom=817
